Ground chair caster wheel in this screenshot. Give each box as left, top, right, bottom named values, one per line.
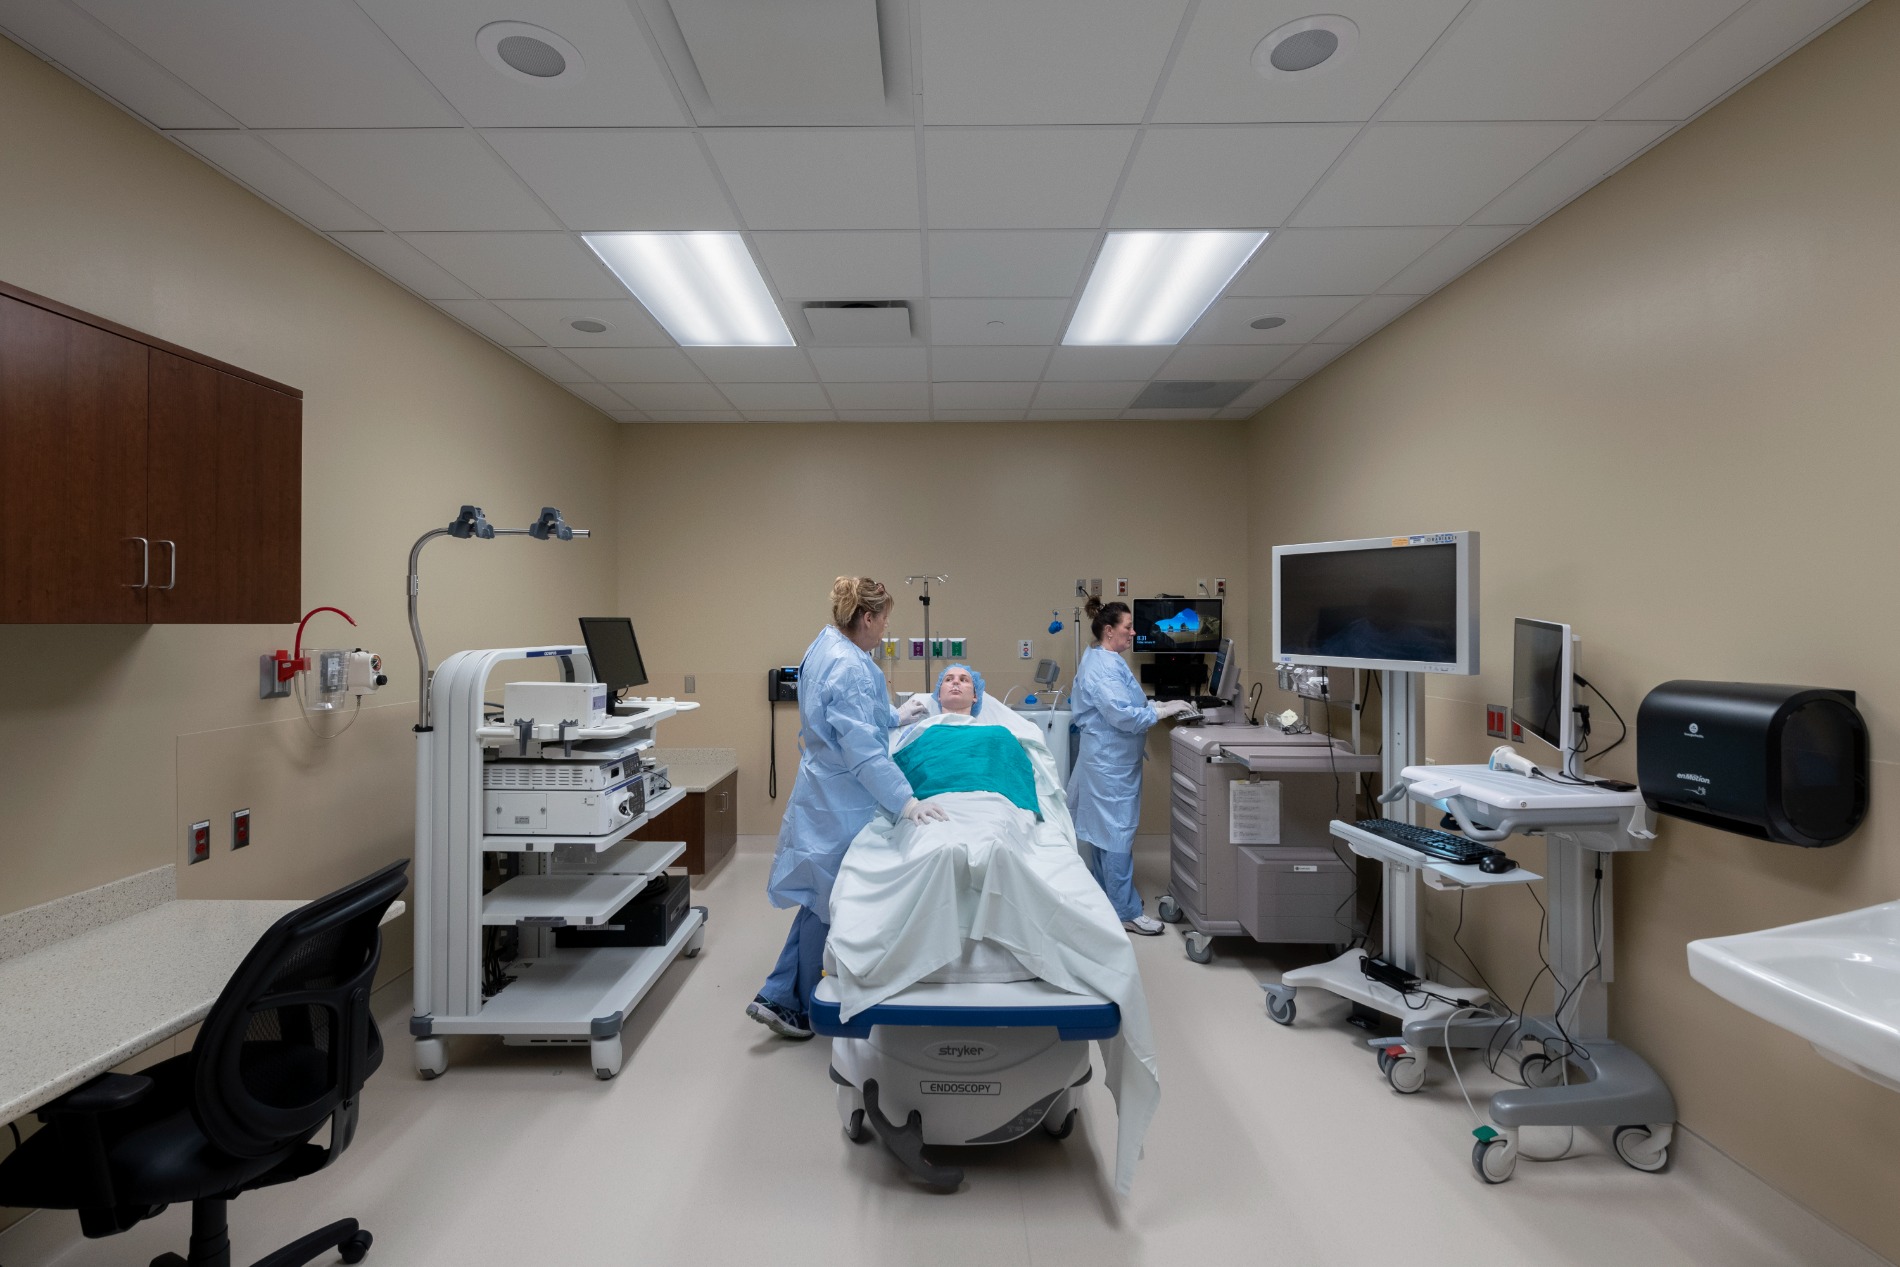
left=340, top=1230, right=374, bottom=1264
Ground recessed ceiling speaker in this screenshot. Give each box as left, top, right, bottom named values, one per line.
left=477, top=21, right=586, bottom=86
left=568, top=319, right=610, bottom=334
left=1253, top=15, right=1357, bottom=81
left=1250, top=316, right=1287, bottom=330
left=1130, top=380, right=1252, bottom=409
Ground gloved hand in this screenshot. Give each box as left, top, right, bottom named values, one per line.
left=895, top=694, right=932, bottom=725
left=1154, top=699, right=1195, bottom=719
left=900, top=797, right=949, bottom=824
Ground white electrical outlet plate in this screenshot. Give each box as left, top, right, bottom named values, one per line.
left=1089, top=578, right=1103, bottom=598
left=1019, top=640, right=1033, bottom=658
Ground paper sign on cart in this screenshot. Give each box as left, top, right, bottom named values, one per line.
left=1230, top=780, right=1281, bottom=845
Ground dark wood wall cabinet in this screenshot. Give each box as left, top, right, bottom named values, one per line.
left=0, top=281, right=301, bottom=624
left=634, top=771, right=738, bottom=877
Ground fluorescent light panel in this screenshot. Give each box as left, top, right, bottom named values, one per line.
left=582, top=232, right=794, bottom=347
left=1063, top=230, right=1269, bottom=346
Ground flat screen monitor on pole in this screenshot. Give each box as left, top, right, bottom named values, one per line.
left=1271, top=532, right=1480, bottom=675
left=578, top=616, right=648, bottom=696
left=1512, top=617, right=1575, bottom=759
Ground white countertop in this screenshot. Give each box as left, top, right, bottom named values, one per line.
left=0, top=897, right=403, bottom=1124
left=650, top=747, right=737, bottom=794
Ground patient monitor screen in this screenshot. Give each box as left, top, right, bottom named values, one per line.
left=1133, top=599, right=1223, bottom=653
left=1277, top=544, right=1458, bottom=666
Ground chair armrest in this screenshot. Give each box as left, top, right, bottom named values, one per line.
left=40, top=1072, right=154, bottom=1118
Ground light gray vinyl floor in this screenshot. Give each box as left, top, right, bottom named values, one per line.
left=5, top=847, right=1886, bottom=1267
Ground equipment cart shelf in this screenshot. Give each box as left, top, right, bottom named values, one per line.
left=413, top=645, right=709, bottom=1082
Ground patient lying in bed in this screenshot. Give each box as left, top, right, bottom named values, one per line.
left=825, top=666, right=1159, bottom=1194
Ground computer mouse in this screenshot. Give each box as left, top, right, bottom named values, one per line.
left=1478, top=854, right=1518, bottom=874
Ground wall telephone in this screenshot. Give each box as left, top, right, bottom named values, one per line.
left=767, top=666, right=800, bottom=703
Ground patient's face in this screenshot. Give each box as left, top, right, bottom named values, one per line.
left=939, top=668, right=976, bottom=713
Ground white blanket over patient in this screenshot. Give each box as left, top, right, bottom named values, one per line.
left=826, top=705, right=1160, bottom=1195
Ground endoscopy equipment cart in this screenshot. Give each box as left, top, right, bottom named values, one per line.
left=411, top=645, right=707, bottom=1081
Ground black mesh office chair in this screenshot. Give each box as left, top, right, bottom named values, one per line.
left=0, top=860, right=408, bottom=1267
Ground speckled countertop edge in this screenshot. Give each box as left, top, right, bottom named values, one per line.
left=0, top=866, right=176, bottom=964
left=650, top=747, right=738, bottom=793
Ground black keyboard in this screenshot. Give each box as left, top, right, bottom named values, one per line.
left=1350, top=818, right=1501, bottom=865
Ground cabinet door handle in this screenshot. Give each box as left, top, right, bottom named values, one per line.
left=718, top=792, right=729, bottom=813
left=155, top=540, right=177, bottom=591
left=123, top=537, right=148, bottom=589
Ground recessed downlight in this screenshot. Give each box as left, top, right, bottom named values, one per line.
left=568, top=319, right=610, bottom=334
left=477, top=22, right=585, bottom=86
left=1249, top=316, right=1287, bottom=330
left=1253, top=16, right=1357, bottom=81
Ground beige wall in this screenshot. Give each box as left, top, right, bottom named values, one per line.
left=1246, top=1, right=1900, bottom=1256
left=0, top=35, right=619, bottom=919
left=617, top=420, right=1250, bottom=838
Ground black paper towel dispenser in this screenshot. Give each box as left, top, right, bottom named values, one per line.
left=1636, top=681, right=1868, bottom=847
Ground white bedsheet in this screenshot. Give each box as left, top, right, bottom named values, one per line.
left=826, top=705, right=1160, bottom=1195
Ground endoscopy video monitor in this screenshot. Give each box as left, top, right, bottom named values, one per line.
left=1272, top=532, right=1480, bottom=675
left=579, top=617, right=648, bottom=694
left=1133, top=598, right=1223, bottom=653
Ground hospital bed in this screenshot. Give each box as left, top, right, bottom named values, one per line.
left=812, top=976, right=1119, bottom=1191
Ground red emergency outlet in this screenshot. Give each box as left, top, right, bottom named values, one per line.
left=189, top=820, right=211, bottom=864
left=232, top=809, right=251, bottom=850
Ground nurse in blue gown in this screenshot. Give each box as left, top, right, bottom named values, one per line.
left=1067, top=597, right=1194, bottom=936
left=748, top=576, right=940, bottom=1039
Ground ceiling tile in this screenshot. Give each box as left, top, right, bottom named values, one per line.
left=935, top=409, right=1026, bottom=421
left=171, top=132, right=377, bottom=230
left=810, top=347, right=930, bottom=382
left=1383, top=0, right=1746, bottom=122
left=924, top=128, right=1136, bottom=229
left=1315, top=295, right=1424, bottom=344
left=0, top=3, right=235, bottom=128
left=930, top=346, right=1050, bottom=381
left=1027, top=408, right=1117, bottom=420
left=1042, top=346, right=1171, bottom=380
left=685, top=349, right=817, bottom=383
left=1155, top=0, right=1466, bottom=124
left=917, top=0, right=1191, bottom=124
left=492, top=300, right=670, bottom=346
left=565, top=382, right=629, bottom=410
left=929, top=299, right=1068, bottom=345
left=1184, top=295, right=1362, bottom=345
left=838, top=410, right=933, bottom=421
left=1121, top=408, right=1220, bottom=420
left=1228, top=227, right=1449, bottom=295
left=1611, top=0, right=1859, bottom=121
left=484, top=130, right=736, bottom=230
left=330, top=232, right=474, bottom=299
left=1292, top=123, right=1580, bottom=227
left=1032, top=381, right=1146, bottom=409
left=1472, top=123, right=1673, bottom=225
left=1110, top=126, right=1357, bottom=228
left=265, top=131, right=558, bottom=231
left=1232, top=378, right=1298, bottom=409
left=1380, top=225, right=1523, bottom=293
left=754, top=233, right=924, bottom=297
left=357, top=0, right=689, bottom=127
left=509, top=346, right=592, bottom=383
left=607, top=409, right=648, bottom=422
left=933, top=381, right=1038, bottom=409
left=71, top=0, right=459, bottom=127
left=703, top=129, right=919, bottom=229
left=744, top=409, right=837, bottom=421
left=646, top=410, right=746, bottom=421
left=927, top=231, right=1095, bottom=297
left=566, top=347, right=704, bottom=379
left=1159, top=344, right=1297, bottom=378
left=432, top=300, right=541, bottom=346
left=825, top=382, right=932, bottom=410
left=721, top=382, right=831, bottom=410
left=1273, top=344, right=1352, bottom=377
left=611, top=383, right=730, bottom=410
left=403, top=232, right=624, bottom=299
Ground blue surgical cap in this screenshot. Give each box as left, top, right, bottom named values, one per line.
left=935, top=663, right=985, bottom=716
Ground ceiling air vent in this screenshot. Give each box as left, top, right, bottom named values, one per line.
left=1130, top=381, right=1252, bottom=409
left=669, top=0, right=885, bottom=117
left=804, top=301, right=912, bottom=345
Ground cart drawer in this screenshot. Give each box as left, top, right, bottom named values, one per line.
left=1236, top=846, right=1356, bottom=945
left=1170, top=836, right=1202, bottom=883
left=1170, top=767, right=1202, bottom=813
left=1170, top=804, right=1201, bottom=847
left=1169, top=862, right=1205, bottom=912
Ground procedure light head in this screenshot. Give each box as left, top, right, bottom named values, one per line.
left=449, top=505, right=494, bottom=540
left=529, top=507, right=573, bottom=541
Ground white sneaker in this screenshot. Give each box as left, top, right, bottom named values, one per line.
left=1123, top=915, right=1165, bottom=936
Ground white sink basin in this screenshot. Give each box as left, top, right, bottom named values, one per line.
left=1688, top=901, right=1900, bottom=1092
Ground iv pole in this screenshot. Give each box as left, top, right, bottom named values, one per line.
left=905, top=575, right=948, bottom=694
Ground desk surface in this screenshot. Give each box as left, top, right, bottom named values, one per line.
left=0, top=898, right=402, bottom=1124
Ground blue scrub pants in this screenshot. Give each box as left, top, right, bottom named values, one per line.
left=1082, top=843, right=1142, bottom=922
left=760, top=904, right=828, bottom=1019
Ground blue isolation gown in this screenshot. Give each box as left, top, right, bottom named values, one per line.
left=767, top=625, right=914, bottom=913
left=1066, top=645, right=1160, bottom=854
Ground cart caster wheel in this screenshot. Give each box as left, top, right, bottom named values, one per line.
left=1382, top=1050, right=1424, bottom=1094
left=1265, top=992, right=1295, bottom=1026
left=1156, top=895, right=1183, bottom=924
left=592, top=1034, right=623, bottom=1080
left=414, top=1037, right=446, bottom=1080
left=1044, top=1108, right=1078, bottom=1139
left=1613, top=1124, right=1672, bottom=1173
left=845, top=1108, right=869, bottom=1142
left=1184, top=931, right=1214, bottom=964
left=683, top=947, right=701, bottom=958
left=339, top=1231, right=373, bottom=1264
left=1519, top=1053, right=1564, bottom=1088
left=1472, top=1135, right=1517, bottom=1184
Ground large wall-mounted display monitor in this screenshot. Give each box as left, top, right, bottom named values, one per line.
left=1272, top=532, right=1480, bottom=675
left=1133, top=598, right=1223, bottom=653
left=1512, top=617, right=1574, bottom=758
